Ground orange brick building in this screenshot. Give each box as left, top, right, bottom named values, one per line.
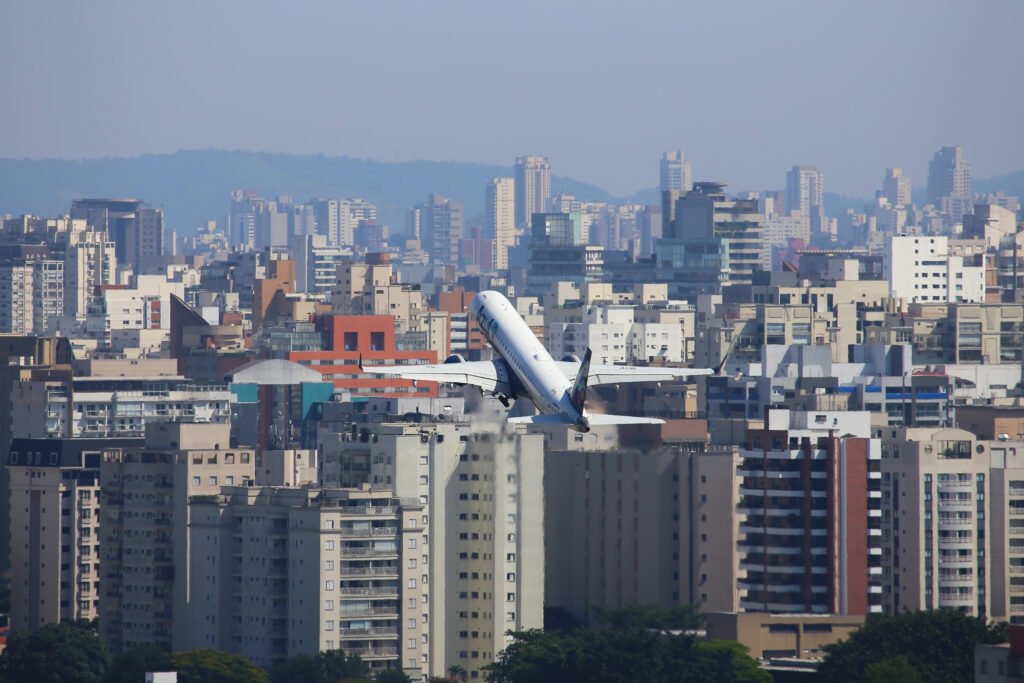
left=289, top=315, right=438, bottom=397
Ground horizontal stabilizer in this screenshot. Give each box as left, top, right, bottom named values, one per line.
left=585, top=414, right=664, bottom=426
left=507, top=414, right=665, bottom=427
left=507, top=414, right=575, bottom=426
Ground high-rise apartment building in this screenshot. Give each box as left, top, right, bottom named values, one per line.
left=341, top=199, right=377, bottom=249
left=545, top=431, right=744, bottom=623
left=189, top=486, right=427, bottom=675
left=738, top=410, right=883, bottom=615
left=254, top=200, right=289, bottom=249
left=418, top=194, right=464, bottom=267
left=229, top=190, right=263, bottom=249
left=0, top=258, right=65, bottom=335
left=366, top=422, right=544, bottom=680
left=660, top=150, right=692, bottom=195
left=882, top=167, right=912, bottom=207
left=486, top=178, right=515, bottom=271
left=657, top=182, right=764, bottom=299
left=289, top=234, right=352, bottom=293
left=7, top=437, right=142, bottom=630
left=785, top=166, right=825, bottom=217
left=785, top=165, right=827, bottom=238
left=927, top=145, right=972, bottom=210
left=514, top=155, right=551, bottom=228
left=0, top=262, right=34, bottom=334
left=99, top=423, right=256, bottom=652
left=0, top=336, right=74, bottom=575
left=314, top=199, right=378, bottom=248
left=313, top=199, right=341, bottom=246
left=63, top=229, right=117, bottom=322
left=880, top=428, right=991, bottom=617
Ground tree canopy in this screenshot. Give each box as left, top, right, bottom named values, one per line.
left=817, top=610, right=1007, bottom=683
left=270, top=650, right=370, bottom=683
left=375, top=668, right=413, bottom=683
left=1, top=623, right=112, bottom=683
left=484, top=625, right=769, bottom=683
left=171, top=649, right=267, bottom=683
left=105, top=645, right=174, bottom=683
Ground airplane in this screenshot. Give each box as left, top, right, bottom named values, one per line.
left=364, top=290, right=713, bottom=432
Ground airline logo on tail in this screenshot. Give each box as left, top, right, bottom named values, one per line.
left=570, top=347, right=592, bottom=414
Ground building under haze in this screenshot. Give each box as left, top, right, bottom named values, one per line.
left=660, top=149, right=692, bottom=195
left=514, top=155, right=551, bottom=228
left=418, top=194, right=464, bottom=268
left=882, top=167, right=912, bottom=207
left=927, top=145, right=972, bottom=217
left=785, top=165, right=827, bottom=241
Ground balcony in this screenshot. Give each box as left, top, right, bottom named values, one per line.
left=338, top=587, right=399, bottom=598
left=338, top=527, right=398, bottom=538
left=342, top=547, right=399, bottom=558
left=339, top=606, right=399, bottom=619
left=338, top=627, right=398, bottom=638
left=342, top=647, right=398, bottom=660
left=338, top=567, right=399, bottom=578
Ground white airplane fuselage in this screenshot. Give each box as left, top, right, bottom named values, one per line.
left=471, top=291, right=589, bottom=431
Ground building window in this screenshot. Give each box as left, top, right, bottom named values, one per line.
left=325, top=580, right=334, bottom=591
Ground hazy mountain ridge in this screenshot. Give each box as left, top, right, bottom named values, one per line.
left=0, top=150, right=1019, bottom=237
left=0, top=150, right=617, bottom=235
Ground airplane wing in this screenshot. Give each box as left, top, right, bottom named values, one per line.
left=364, top=360, right=503, bottom=393
left=555, top=362, right=713, bottom=386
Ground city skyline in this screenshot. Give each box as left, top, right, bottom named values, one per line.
left=1, top=1, right=1022, bottom=197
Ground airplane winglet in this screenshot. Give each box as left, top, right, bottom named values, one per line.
left=358, top=353, right=363, bottom=371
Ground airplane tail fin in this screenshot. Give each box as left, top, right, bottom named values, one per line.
left=569, top=347, right=592, bottom=414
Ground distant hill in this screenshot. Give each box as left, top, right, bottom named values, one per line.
left=2, top=151, right=1018, bottom=237
left=0, top=150, right=617, bottom=235
left=975, top=170, right=1024, bottom=201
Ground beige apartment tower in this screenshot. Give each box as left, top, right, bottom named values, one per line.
left=486, top=177, right=515, bottom=271
left=366, top=422, right=544, bottom=680
left=7, top=437, right=141, bottom=630
left=99, top=422, right=255, bottom=653
left=881, top=427, right=1024, bottom=622
left=189, top=486, right=428, bottom=676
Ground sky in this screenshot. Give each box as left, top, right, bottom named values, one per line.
left=1, top=0, right=1022, bottom=198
